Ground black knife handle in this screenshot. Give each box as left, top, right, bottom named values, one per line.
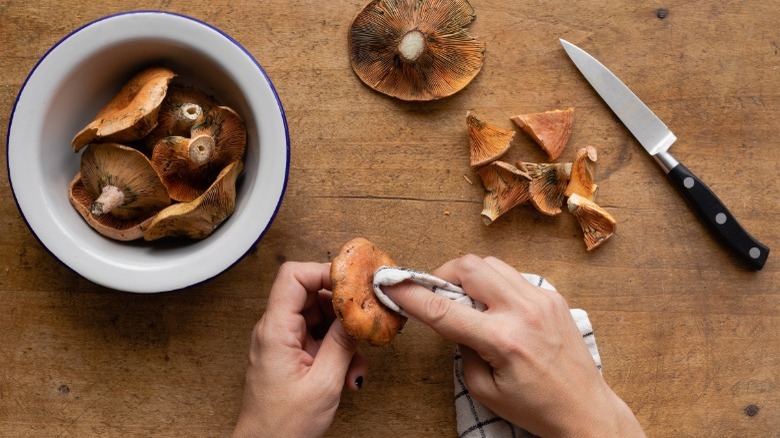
left=667, top=162, right=769, bottom=270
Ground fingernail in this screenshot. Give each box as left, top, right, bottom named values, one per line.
left=354, top=376, right=364, bottom=389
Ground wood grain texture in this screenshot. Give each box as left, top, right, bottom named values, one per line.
left=1, top=1, right=778, bottom=436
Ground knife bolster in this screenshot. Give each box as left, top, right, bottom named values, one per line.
left=653, top=151, right=680, bottom=174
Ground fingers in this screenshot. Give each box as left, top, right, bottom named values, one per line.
left=432, top=255, right=525, bottom=309
left=344, top=349, right=369, bottom=391
left=459, top=345, right=497, bottom=404
left=267, top=262, right=331, bottom=316
left=310, top=320, right=359, bottom=384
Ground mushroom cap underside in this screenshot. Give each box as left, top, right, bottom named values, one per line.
left=568, top=193, right=616, bottom=251
left=467, top=113, right=515, bottom=167
left=477, top=161, right=531, bottom=225
left=519, top=162, right=572, bottom=216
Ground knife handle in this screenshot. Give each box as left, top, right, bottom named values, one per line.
left=666, top=161, right=769, bottom=270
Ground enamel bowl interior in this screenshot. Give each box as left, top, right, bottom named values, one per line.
left=7, top=11, right=289, bottom=293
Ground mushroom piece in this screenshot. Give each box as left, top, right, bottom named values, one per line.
left=143, top=160, right=243, bottom=241
left=151, top=105, right=246, bottom=202
left=568, top=193, right=617, bottom=251
left=140, top=86, right=219, bottom=152
left=518, top=161, right=572, bottom=216
left=71, top=66, right=176, bottom=152
left=467, top=112, right=515, bottom=167
left=68, top=173, right=156, bottom=241
left=79, top=143, right=170, bottom=220
left=511, top=107, right=574, bottom=160
left=565, top=146, right=599, bottom=201
left=477, top=161, right=532, bottom=225
left=330, top=237, right=407, bottom=346
left=348, top=0, right=486, bottom=101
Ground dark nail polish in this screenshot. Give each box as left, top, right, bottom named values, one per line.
left=354, top=376, right=364, bottom=389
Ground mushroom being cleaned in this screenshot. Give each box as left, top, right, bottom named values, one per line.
left=467, top=112, right=515, bottom=167
left=143, top=160, right=243, bottom=241
left=330, top=237, right=407, bottom=346
left=71, top=66, right=176, bottom=152
left=140, top=86, right=219, bottom=152
left=151, top=105, right=246, bottom=202
left=565, top=146, right=599, bottom=201
left=477, top=161, right=532, bottom=225
left=518, top=161, right=572, bottom=216
left=79, top=142, right=170, bottom=220
left=511, top=107, right=574, bottom=160
left=568, top=193, right=616, bottom=251
left=348, top=0, right=486, bottom=101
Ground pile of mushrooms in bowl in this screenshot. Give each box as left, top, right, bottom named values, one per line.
left=7, top=11, right=289, bottom=293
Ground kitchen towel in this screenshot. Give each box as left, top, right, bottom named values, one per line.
left=373, top=267, right=602, bottom=438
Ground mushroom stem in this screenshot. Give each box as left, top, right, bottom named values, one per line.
left=171, top=103, right=203, bottom=135
left=91, top=184, right=125, bottom=216
left=398, top=29, right=426, bottom=62
left=188, top=134, right=215, bottom=165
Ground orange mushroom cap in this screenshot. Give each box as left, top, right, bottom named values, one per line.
left=511, top=107, right=574, bottom=160
left=565, top=146, right=599, bottom=201
left=467, top=112, right=515, bottom=167
left=349, top=0, right=486, bottom=101
left=71, top=66, right=176, bottom=152
left=477, top=161, right=532, bottom=225
left=568, top=193, right=616, bottom=251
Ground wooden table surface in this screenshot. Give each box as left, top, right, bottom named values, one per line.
left=1, top=1, right=778, bottom=436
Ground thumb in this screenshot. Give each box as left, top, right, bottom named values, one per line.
left=311, top=319, right=359, bottom=383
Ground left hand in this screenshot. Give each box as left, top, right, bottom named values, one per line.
left=233, top=262, right=368, bottom=437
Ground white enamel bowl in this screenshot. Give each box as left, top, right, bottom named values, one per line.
left=7, top=11, right=289, bottom=293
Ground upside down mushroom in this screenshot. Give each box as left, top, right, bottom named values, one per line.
left=511, top=107, right=574, bottom=160
left=141, top=86, right=219, bottom=152
left=467, top=112, right=515, bottom=167
left=348, top=0, right=486, bottom=101
left=71, top=66, right=176, bottom=152
left=330, top=237, right=407, bottom=346
left=477, top=161, right=532, bottom=225
left=144, top=160, right=243, bottom=241
left=568, top=193, right=616, bottom=251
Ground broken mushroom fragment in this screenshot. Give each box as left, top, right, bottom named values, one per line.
left=151, top=105, right=246, bottom=202
left=140, top=86, right=219, bottom=152
left=144, top=160, right=243, bottom=241
left=330, top=237, right=407, bottom=346
left=518, top=161, right=572, bottom=216
left=511, top=107, right=574, bottom=160
left=477, top=161, right=532, bottom=225
left=79, top=142, right=170, bottom=220
left=348, top=0, right=486, bottom=101
left=71, top=66, right=176, bottom=152
left=467, top=112, right=515, bottom=167
left=68, top=173, right=156, bottom=241
left=568, top=193, right=616, bottom=251
left=565, top=146, right=599, bottom=201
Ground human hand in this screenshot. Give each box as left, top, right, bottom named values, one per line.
left=233, top=262, right=368, bottom=437
left=385, top=255, right=643, bottom=437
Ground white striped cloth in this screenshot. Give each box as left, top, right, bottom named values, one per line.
left=373, top=267, right=602, bottom=438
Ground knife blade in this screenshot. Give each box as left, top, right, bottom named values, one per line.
left=560, top=38, right=769, bottom=270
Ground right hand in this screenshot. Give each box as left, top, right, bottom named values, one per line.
left=384, top=255, right=644, bottom=437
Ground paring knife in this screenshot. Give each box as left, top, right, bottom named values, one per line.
left=560, top=39, right=769, bottom=270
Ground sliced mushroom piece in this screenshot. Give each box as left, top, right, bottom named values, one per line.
left=79, top=142, right=170, bottom=221
left=71, top=66, right=176, bottom=152
left=467, top=112, right=515, bottom=167
left=349, top=0, right=486, bottom=101
left=477, top=161, right=532, bottom=225
left=68, top=173, right=156, bottom=241
left=144, top=160, right=243, bottom=241
left=568, top=193, right=616, bottom=251
left=565, top=146, right=599, bottom=201
left=140, top=86, right=219, bottom=152
left=151, top=105, right=246, bottom=202
left=511, top=107, right=574, bottom=160
left=518, top=161, right=572, bottom=216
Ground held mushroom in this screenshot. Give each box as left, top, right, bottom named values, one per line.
left=467, top=112, right=515, bottom=167
left=348, top=0, right=486, bottom=101
left=68, top=173, right=156, bottom=241
left=140, top=86, right=219, bottom=152
left=565, top=146, right=599, bottom=201
left=151, top=105, right=246, bottom=202
left=330, top=237, right=407, bottom=346
left=143, top=160, right=243, bottom=241
left=518, top=161, right=572, bottom=216
left=511, top=107, right=574, bottom=160
left=477, top=161, right=532, bottom=225
left=71, top=66, right=176, bottom=152
left=567, top=193, right=617, bottom=251
left=79, top=142, right=170, bottom=220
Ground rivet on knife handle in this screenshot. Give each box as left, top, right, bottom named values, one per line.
left=664, top=155, right=769, bottom=270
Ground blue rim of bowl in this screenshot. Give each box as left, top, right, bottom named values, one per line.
left=5, top=10, right=290, bottom=292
